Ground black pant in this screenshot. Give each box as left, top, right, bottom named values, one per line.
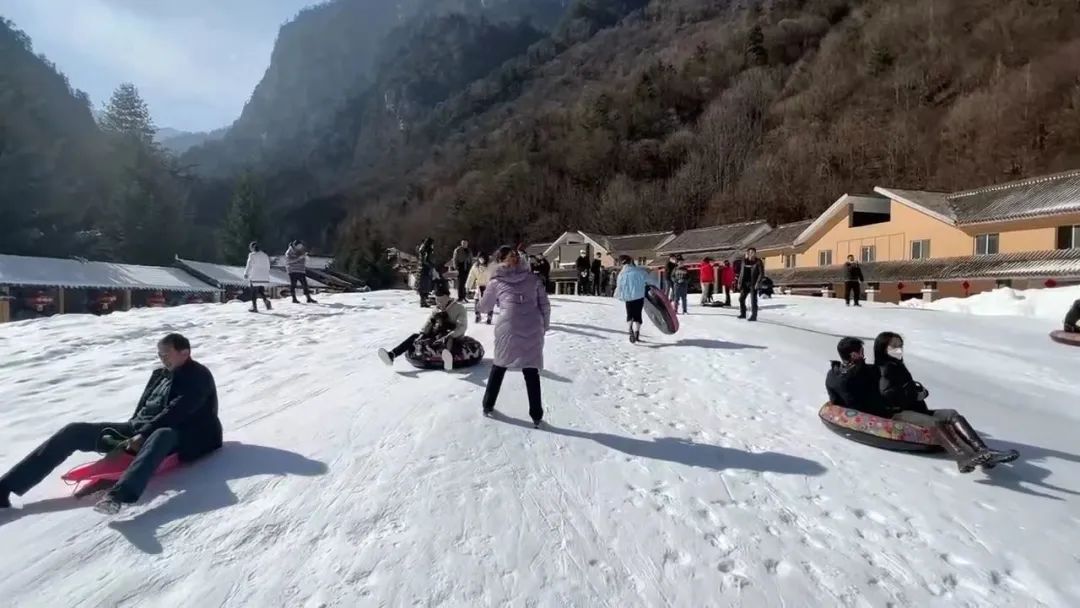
left=592, top=272, right=601, bottom=295
left=456, top=264, right=469, bottom=300
left=483, top=366, right=543, bottom=422
left=625, top=298, right=645, bottom=324
left=391, top=334, right=420, bottom=357
left=0, top=422, right=178, bottom=503
left=248, top=284, right=271, bottom=311
left=739, top=287, right=758, bottom=318
left=722, top=284, right=731, bottom=306
left=845, top=281, right=861, bottom=305
left=578, top=276, right=590, bottom=295
left=289, top=272, right=312, bottom=301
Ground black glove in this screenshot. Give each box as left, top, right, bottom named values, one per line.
left=913, top=382, right=929, bottom=401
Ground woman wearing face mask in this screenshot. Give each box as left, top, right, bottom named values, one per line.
left=476, top=246, right=551, bottom=427
left=874, top=332, right=1018, bottom=472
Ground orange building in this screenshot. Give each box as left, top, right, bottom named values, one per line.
left=766, top=169, right=1080, bottom=302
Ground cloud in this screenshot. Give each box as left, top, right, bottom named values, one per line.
left=3, top=0, right=318, bottom=131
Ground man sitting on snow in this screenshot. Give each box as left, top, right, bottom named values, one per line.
left=0, top=333, right=222, bottom=514
left=825, top=337, right=891, bottom=416
left=378, top=282, right=469, bottom=371
left=1064, top=298, right=1080, bottom=333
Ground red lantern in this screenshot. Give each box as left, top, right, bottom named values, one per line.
left=1045, top=278, right=1058, bottom=288
left=26, top=291, right=54, bottom=312
left=147, top=291, right=167, bottom=307
left=97, top=292, right=118, bottom=311
left=962, top=280, right=970, bottom=290
left=897, top=282, right=905, bottom=290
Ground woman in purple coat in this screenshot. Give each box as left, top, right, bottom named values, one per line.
left=476, top=246, right=551, bottom=426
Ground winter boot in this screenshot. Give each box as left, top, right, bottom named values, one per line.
left=93, top=494, right=123, bottom=516
left=306, top=297, right=318, bottom=304
left=475, top=313, right=481, bottom=323
left=441, top=349, right=454, bottom=372
left=292, top=297, right=301, bottom=304
left=264, top=299, right=273, bottom=311
left=748, top=314, right=757, bottom=322
left=950, top=416, right=1019, bottom=469
left=377, top=349, right=395, bottom=367
left=933, top=424, right=989, bottom=473
left=486, top=314, right=492, bottom=325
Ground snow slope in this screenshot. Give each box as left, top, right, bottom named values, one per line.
left=903, top=285, right=1080, bottom=321
left=1, top=293, right=1078, bottom=607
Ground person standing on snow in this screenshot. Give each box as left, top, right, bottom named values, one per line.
left=243, top=241, right=273, bottom=312
left=0, top=333, right=222, bottom=514
left=379, top=282, right=469, bottom=371
left=452, top=240, right=473, bottom=302
left=591, top=253, right=604, bottom=296
left=1063, top=299, right=1080, bottom=333
left=476, top=246, right=551, bottom=427
left=720, top=259, right=735, bottom=307
left=874, top=332, right=1018, bottom=472
left=615, top=255, right=661, bottom=344
left=416, top=237, right=436, bottom=308
left=285, top=240, right=317, bottom=304
left=735, top=247, right=764, bottom=321
left=466, top=254, right=493, bottom=324
left=575, top=249, right=591, bottom=296
left=698, top=257, right=716, bottom=305
left=671, top=258, right=690, bottom=314
left=844, top=255, right=865, bottom=307
left=665, top=254, right=679, bottom=299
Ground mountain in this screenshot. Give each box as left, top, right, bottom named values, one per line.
left=155, top=127, right=227, bottom=155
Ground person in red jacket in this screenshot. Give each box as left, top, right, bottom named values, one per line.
left=698, top=257, right=716, bottom=305
left=720, top=260, right=736, bottom=307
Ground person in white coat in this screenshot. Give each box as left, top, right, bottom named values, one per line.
left=243, top=241, right=273, bottom=312
left=465, top=253, right=493, bottom=324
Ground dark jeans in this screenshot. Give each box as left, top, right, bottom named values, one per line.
left=625, top=298, right=645, bottom=324
left=289, top=272, right=312, bottom=301
left=391, top=334, right=420, bottom=357
left=456, top=264, right=469, bottom=300
left=893, top=409, right=958, bottom=427
left=248, top=284, right=271, bottom=311
left=483, top=366, right=543, bottom=422
left=845, top=281, right=861, bottom=305
left=0, top=422, right=178, bottom=503
left=739, top=287, right=758, bottom=318
left=723, top=284, right=731, bottom=306
left=577, top=276, right=590, bottom=295
left=592, top=272, right=602, bottom=295
left=674, top=284, right=688, bottom=313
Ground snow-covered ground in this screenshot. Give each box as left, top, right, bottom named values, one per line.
left=904, top=284, right=1080, bottom=321
left=1, top=292, right=1078, bottom=607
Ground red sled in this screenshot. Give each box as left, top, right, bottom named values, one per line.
left=62, top=451, right=180, bottom=499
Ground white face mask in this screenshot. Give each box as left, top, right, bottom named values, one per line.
left=887, top=347, right=903, bottom=360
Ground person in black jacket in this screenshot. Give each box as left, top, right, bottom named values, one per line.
left=825, top=337, right=891, bottom=416
left=590, top=253, right=604, bottom=296
left=874, top=332, right=1017, bottom=473
left=735, top=247, right=765, bottom=321
left=1064, top=298, right=1080, bottom=333
left=574, top=250, right=591, bottom=295
left=844, top=255, right=865, bottom=306
left=0, top=333, right=222, bottom=514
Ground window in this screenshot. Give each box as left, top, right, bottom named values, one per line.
left=782, top=254, right=796, bottom=268
left=860, top=245, right=876, bottom=263
left=1057, top=225, right=1080, bottom=249
left=975, top=233, right=999, bottom=256
left=818, top=250, right=833, bottom=266
left=910, top=239, right=931, bottom=260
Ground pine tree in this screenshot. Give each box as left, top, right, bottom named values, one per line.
left=221, top=174, right=267, bottom=265
left=100, top=83, right=155, bottom=144
left=746, top=25, right=767, bottom=66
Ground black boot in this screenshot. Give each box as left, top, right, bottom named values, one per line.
left=951, top=416, right=1019, bottom=468
left=933, top=424, right=991, bottom=473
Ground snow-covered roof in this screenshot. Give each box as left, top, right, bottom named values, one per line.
left=269, top=255, right=333, bottom=270
left=0, top=254, right=219, bottom=292
left=176, top=258, right=326, bottom=289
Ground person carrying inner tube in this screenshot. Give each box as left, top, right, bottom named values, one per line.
left=874, top=332, right=1018, bottom=473
left=379, top=282, right=468, bottom=371
left=1063, top=298, right=1080, bottom=333
left=615, top=255, right=660, bottom=344
left=825, top=337, right=890, bottom=415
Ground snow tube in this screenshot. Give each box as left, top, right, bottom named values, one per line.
left=404, top=335, right=485, bottom=370
left=818, top=403, right=942, bottom=452
left=62, top=451, right=180, bottom=497
left=644, top=285, right=679, bottom=335
left=1049, top=330, right=1080, bottom=347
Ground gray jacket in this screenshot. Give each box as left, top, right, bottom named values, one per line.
left=284, top=245, right=307, bottom=274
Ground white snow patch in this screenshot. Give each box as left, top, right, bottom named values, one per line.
left=1, top=293, right=1079, bottom=607
left=902, top=285, right=1080, bottom=320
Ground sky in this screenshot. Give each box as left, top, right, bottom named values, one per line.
left=1, top=0, right=322, bottom=132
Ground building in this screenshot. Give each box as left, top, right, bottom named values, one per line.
left=0, top=254, right=219, bottom=323
left=768, top=169, right=1080, bottom=301
left=534, top=231, right=675, bottom=294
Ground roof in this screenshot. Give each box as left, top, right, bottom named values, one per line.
left=269, top=255, right=333, bottom=270
left=660, top=221, right=771, bottom=254
left=768, top=248, right=1080, bottom=285
left=647, top=249, right=738, bottom=267
left=0, top=254, right=218, bottom=292
left=750, top=220, right=814, bottom=252
left=603, top=231, right=676, bottom=254
left=176, top=258, right=326, bottom=289
left=947, top=169, right=1080, bottom=224
left=525, top=243, right=551, bottom=257
left=875, top=169, right=1080, bottom=226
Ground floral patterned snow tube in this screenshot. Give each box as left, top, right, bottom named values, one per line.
left=405, top=335, right=486, bottom=370
left=818, top=403, right=942, bottom=452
